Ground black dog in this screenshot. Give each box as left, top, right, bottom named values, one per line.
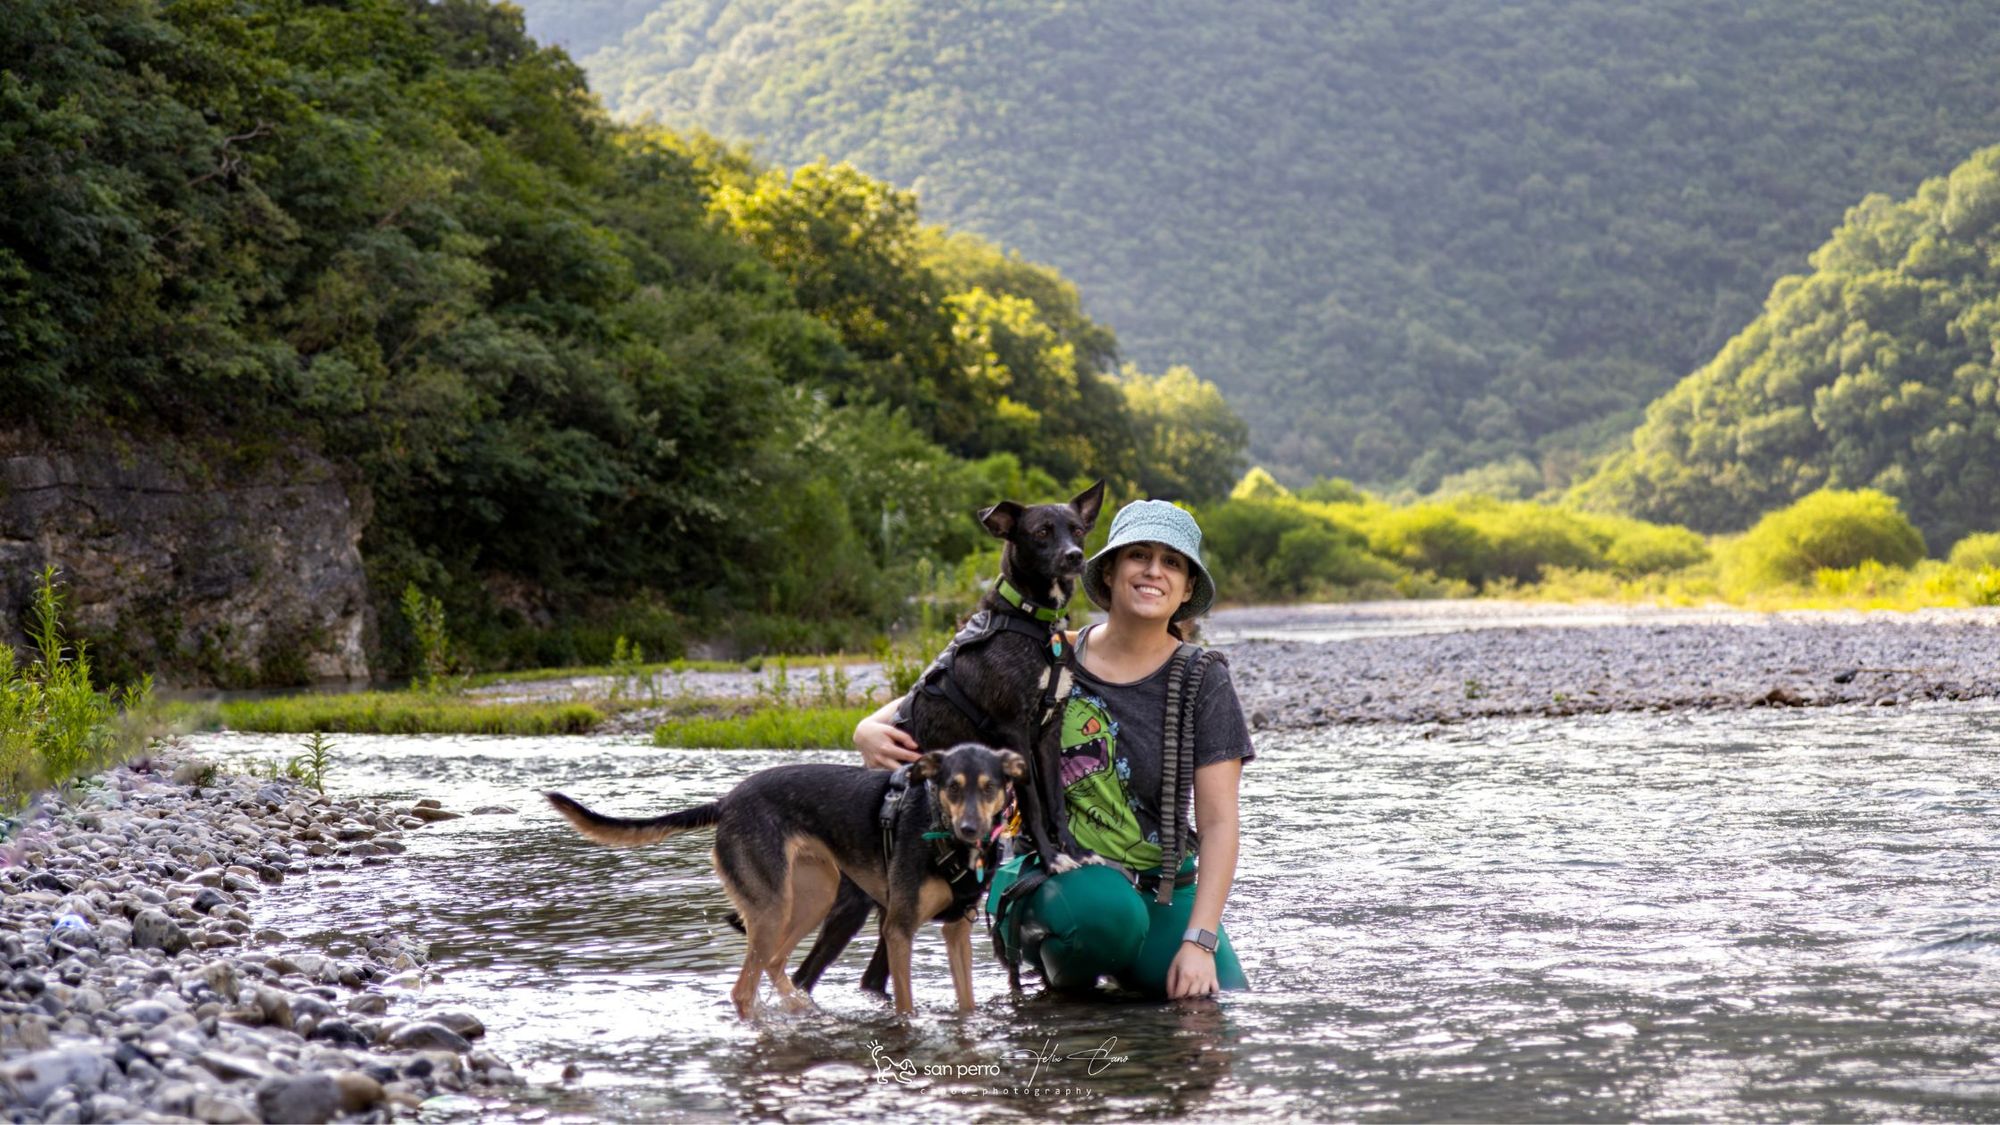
left=546, top=744, right=1023, bottom=1017
left=791, top=480, right=1104, bottom=994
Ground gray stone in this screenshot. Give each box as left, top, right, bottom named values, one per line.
left=332, top=1070, right=385, bottom=1112
left=132, top=908, right=191, bottom=955
left=424, top=1009, right=485, bottom=1040
left=0, top=1046, right=110, bottom=1107
left=192, top=1092, right=260, bottom=1124
left=387, top=1021, right=472, bottom=1053
left=408, top=806, right=463, bottom=823
left=114, top=998, right=175, bottom=1026
left=256, top=1073, right=344, bottom=1125
left=195, top=1049, right=274, bottom=1082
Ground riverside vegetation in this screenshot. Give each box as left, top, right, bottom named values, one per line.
left=555, top=0, right=2000, bottom=490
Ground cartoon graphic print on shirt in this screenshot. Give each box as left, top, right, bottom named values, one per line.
left=1058, top=686, right=1162, bottom=870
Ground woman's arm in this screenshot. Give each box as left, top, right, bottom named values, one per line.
left=854, top=696, right=920, bottom=768
left=1166, top=757, right=1242, bottom=999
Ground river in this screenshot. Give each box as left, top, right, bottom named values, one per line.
left=187, top=695, right=2000, bottom=1121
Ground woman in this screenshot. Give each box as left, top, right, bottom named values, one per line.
left=857, top=499, right=1252, bottom=998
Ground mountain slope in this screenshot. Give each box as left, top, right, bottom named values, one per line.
left=519, top=0, right=2000, bottom=489
left=1572, top=146, right=2000, bottom=548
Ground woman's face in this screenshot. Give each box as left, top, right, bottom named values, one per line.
left=1108, top=541, right=1194, bottom=625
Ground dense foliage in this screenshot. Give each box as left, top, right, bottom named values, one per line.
left=1199, top=480, right=1711, bottom=601
left=1575, top=146, right=2000, bottom=548
left=1725, top=490, right=1925, bottom=588
left=1, top=0, right=1241, bottom=673
left=542, top=0, right=2000, bottom=490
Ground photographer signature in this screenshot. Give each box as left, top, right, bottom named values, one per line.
left=1007, top=1037, right=1131, bottom=1086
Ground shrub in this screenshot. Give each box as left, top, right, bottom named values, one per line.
left=1, top=568, right=158, bottom=804
left=1731, top=489, right=1926, bottom=587
left=1947, top=531, right=2000, bottom=570
left=1366, top=505, right=1492, bottom=585
left=1458, top=504, right=1601, bottom=584
left=1600, top=519, right=1711, bottom=576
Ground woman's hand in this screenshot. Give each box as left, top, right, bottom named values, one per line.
left=854, top=700, right=920, bottom=769
left=1166, top=943, right=1219, bottom=999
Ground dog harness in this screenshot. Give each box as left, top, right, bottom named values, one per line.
left=877, top=764, right=997, bottom=923
left=907, top=577, right=1074, bottom=748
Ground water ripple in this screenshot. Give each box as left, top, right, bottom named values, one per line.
left=194, top=701, right=2000, bottom=1120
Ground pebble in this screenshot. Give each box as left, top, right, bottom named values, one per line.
left=0, top=753, right=515, bottom=1120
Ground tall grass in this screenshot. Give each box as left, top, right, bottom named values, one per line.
left=654, top=705, right=874, bottom=750
left=1, top=568, right=158, bottom=805
left=207, top=693, right=603, bottom=735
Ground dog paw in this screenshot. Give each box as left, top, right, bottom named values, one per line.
left=1046, top=853, right=1080, bottom=874
left=1077, top=853, right=1108, bottom=867
left=780, top=991, right=818, bottom=1015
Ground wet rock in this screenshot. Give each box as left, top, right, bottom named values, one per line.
left=0, top=1046, right=110, bottom=1106
left=196, top=1049, right=275, bottom=1081
left=468, top=806, right=516, bottom=815
left=192, top=1092, right=260, bottom=1124
left=387, top=1021, right=472, bottom=1053
left=131, top=908, right=191, bottom=955
left=309, top=1018, right=370, bottom=1047
left=408, top=806, right=463, bottom=823
left=424, top=1009, right=485, bottom=1039
left=256, top=1072, right=344, bottom=1125
left=332, top=1069, right=386, bottom=1112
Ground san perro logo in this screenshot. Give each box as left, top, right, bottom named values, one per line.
left=867, top=1036, right=1131, bottom=1095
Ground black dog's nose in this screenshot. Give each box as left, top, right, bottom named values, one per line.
left=1062, top=546, right=1084, bottom=568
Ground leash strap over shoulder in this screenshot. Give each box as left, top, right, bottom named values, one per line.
left=1155, top=643, right=1215, bottom=904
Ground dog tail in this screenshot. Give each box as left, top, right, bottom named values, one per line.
left=544, top=791, right=720, bottom=847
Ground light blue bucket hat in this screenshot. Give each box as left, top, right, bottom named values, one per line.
left=1082, top=500, right=1216, bottom=622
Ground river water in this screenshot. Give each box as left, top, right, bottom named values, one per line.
left=190, top=700, right=2000, bottom=1121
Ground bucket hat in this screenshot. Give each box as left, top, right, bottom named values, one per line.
left=1082, top=500, right=1216, bottom=622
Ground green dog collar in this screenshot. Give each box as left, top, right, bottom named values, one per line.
left=995, top=577, right=1065, bottom=623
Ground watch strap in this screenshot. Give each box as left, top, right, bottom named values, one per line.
left=1181, top=927, right=1218, bottom=954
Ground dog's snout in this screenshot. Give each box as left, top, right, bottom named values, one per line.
left=1062, top=545, right=1084, bottom=569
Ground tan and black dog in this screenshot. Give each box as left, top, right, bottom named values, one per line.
left=544, top=743, right=1023, bottom=1018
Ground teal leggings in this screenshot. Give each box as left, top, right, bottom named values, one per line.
left=987, top=855, right=1250, bottom=996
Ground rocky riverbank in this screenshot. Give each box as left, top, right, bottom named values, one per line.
left=476, top=601, right=2000, bottom=735
left=0, top=752, right=516, bottom=1123
left=1220, top=606, right=2000, bottom=728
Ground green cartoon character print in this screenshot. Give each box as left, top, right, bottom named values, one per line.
left=1058, top=688, right=1163, bottom=870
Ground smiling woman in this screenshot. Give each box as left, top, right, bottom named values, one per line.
left=860, top=499, right=1257, bottom=998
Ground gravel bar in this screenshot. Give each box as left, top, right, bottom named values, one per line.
left=1218, top=605, right=2000, bottom=728
left=0, top=752, right=517, bottom=1123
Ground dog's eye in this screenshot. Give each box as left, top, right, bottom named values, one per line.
left=1035, top=526, right=1051, bottom=539
left=1069, top=524, right=1082, bottom=538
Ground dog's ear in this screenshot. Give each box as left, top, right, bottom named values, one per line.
left=910, top=750, right=947, bottom=781
left=996, top=750, right=1028, bottom=781
left=1070, top=480, right=1106, bottom=529
left=978, top=501, right=1024, bottom=539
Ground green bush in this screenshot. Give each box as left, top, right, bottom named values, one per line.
left=1, top=568, right=157, bottom=804
left=1600, top=519, right=1711, bottom=576
left=1947, top=531, right=2000, bottom=570
left=1731, top=489, right=1926, bottom=587
left=1457, top=504, right=1601, bottom=584
left=1366, top=505, right=1492, bottom=585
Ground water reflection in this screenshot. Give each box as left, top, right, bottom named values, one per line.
left=196, top=701, right=2000, bottom=1120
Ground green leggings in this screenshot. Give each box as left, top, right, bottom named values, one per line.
left=986, top=855, right=1250, bottom=996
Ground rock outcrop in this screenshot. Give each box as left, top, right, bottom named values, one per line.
left=0, top=430, right=370, bottom=685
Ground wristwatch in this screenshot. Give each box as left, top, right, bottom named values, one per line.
left=1181, top=927, right=1218, bottom=954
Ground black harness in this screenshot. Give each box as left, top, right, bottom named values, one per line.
left=907, top=578, right=1071, bottom=747
left=877, top=764, right=994, bottom=923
